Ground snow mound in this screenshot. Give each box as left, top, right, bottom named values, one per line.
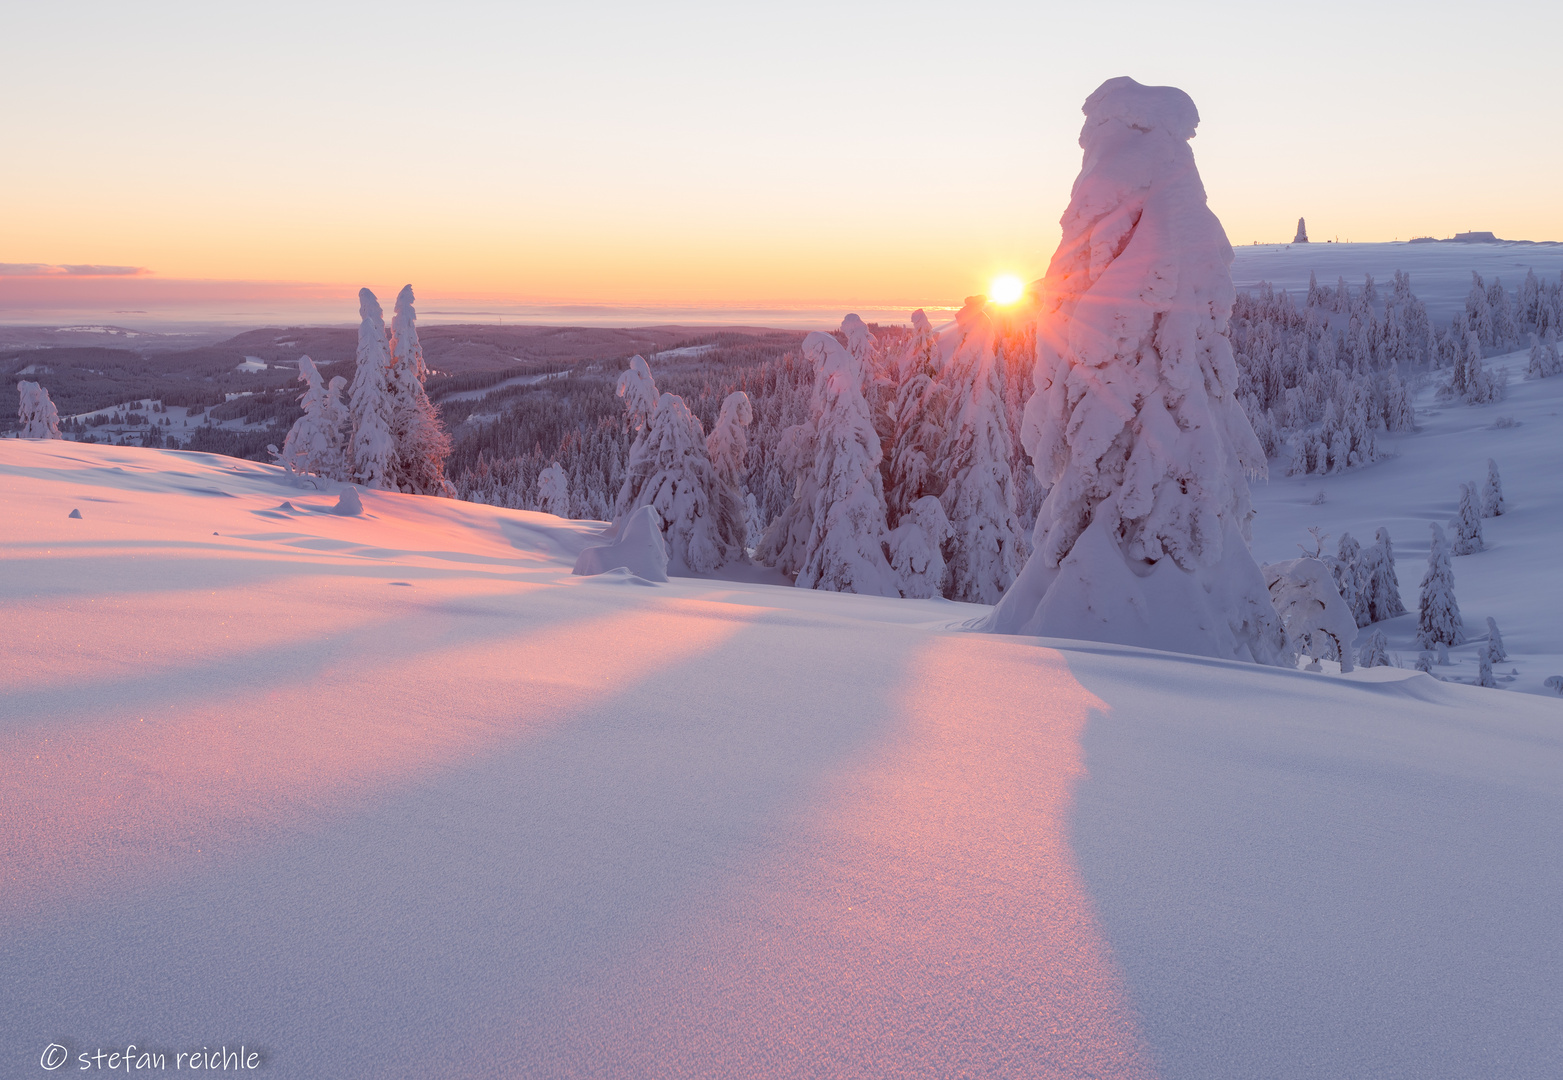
left=332, top=487, right=364, bottom=516
left=573, top=504, right=669, bottom=582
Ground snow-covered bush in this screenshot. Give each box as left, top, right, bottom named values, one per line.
left=1416, top=523, right=1465, bottom=648
left=1415, top=652, right=1435, bottom=674
left=1449, top=482, right=1484, bottom=555
left=1480, top=459, right=1504, bottom=518
left=537, top=463, right=570, bottom=517
left=1358, top=629, right=1391, bottom=668
left=983, top=77, right=1288, bottom=665
left=1263, top=557, right=1355, bottom=671
left=16, top=381, right=62, bottom=439
left=887, top=495, right=951, bottom=600
left=277, top=356, right=350, bottom=483
left=573, top=504, right=668, bottom=582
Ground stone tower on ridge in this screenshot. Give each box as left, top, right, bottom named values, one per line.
left=1294, top=217, right=1309, bottom=243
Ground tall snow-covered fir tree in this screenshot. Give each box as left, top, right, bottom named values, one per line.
left=278, top=356, right=350, bottom=482
left=1416, top=522, right=1465, bottom=648
left=934, top=297, right=1025, bottom=605
left=706, top=390, right=754, bottom=553
left=1449, top=481, right=1484, bottom=555
left=1331, top=531, right=1371, bottom=629
left=1361, top=527, right=1408, bottom=622
left=1480, top=458, right=1504, bottom=517
left=981, top=77, right=1288, bottom=664
left=348, top=289, right=398, bottom=490
left=772, top=331, right=897, bottom=596
left=386, top=286, right=454, bottom=496
left=884, top=309, right=947, bottom=526
left=16, top=381, right=62, bottom=439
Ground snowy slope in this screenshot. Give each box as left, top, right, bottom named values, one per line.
left=2, top=440, right=1561, bottom=1079
left=1249, top=351, right=1563, bottom=695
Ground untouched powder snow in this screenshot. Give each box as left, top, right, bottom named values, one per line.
left=2, top=438, right=1562, bottom=1078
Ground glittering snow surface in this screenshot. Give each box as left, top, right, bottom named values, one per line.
left=2, top=430, right=1561, bottom=1078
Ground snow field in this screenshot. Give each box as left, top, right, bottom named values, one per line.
left=3, top=438, right=1561, bottom=1077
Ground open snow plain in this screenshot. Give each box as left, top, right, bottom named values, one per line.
left=3, top=418, right=1562, bottom=1077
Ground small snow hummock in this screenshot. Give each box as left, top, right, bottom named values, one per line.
left=982, top=77, right=1287, bottom=665
left=573, top=504, right=669, bottom=582
left=332, top=487, right=364, bottom=517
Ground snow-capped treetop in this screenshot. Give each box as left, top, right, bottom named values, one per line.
left=841, top=313, right=875, bottom=367
left=16, top=381, right=62, bottom=439
left=348, top=288, right=397, bottom=490
left=706, top=390, right=753, bottom=487
left=537, top=462, right=570, bottom=518
left=386, top=285, right=454, bottom=496
left=984, top=77, right=1285, bottom=665
left=617, top=355, right=659, bottom=435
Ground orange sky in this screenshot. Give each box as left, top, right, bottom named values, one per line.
left=4, top=3, right=1561, bottom=321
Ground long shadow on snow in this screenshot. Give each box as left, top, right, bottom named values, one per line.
left=1060, top=642, right=1563, bottom=1080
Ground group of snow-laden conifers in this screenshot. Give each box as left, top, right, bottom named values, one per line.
left=264, top=77, right=1481, bottom=673
left=276, top=285, right=452, bottom=496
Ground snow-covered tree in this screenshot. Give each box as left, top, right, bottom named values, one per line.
left=1527, top=331, right=1562, bottom=379
left=277, top=356, right=349, bottom=482
left=1331, top=531, right=1371, bottom=628
left=887, top=495, right=951, bottom=600
left=1358, top=629, right=1391, bottom=668
left=1480, top=458, right=1504, bottom=517
left=1466, top=272, right=1493, bottom=346
left=1361, top=527, right=1408, bottom=622
left=617, top=355, right=659, bottom=436
left=537, top=462, right=570, bottom=517
left=1476, top=650, right=1497, bottom=689
left=16, top=381, right=62, bottom=439
left=706, top=390, right=754, bottom=552
left=616, top=390, right=737, bottom=574
left=386, top=285, right=454, bottom=496
left=983, top=77, right=1289, bottom=665
left=1263, top=558, right=1353, bottom=671
left=1485, top=616, right=1508, bottom=664
left=1449, top=482, right=1484, bottom=555
left=935, top=298, right=1025, bottom=605
left=347, top=289, right=398, bottom=490
left=1415, top=651, right=1435, bottom=674
left=771, top=330, right=897, bottom=595
left=1416, top=522, right=1465, bottom=647
left=884, top=309, right=947, bottom=525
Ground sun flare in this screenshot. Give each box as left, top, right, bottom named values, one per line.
left=990, top=274, right=1025, bottom=305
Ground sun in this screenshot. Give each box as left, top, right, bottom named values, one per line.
left=989, top=274, right=1025, bottom=305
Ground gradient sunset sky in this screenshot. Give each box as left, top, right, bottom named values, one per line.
left=5, top=1, right=1561, bottom=322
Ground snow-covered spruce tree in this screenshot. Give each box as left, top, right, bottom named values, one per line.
left=347, top=288, right=398, bottom=490
left=1331, top=531, right=1371, bottom=628
left=1460, top=331, right=1505, bottom=404
left=617, top=391, right=737, bottom=574
left=1485, top=616, right=1508, bottom=664
left=887, top=494, right=952, bottom=599
left=1358, top=629, right=1391, bottom=668
left=1449, top=481, right=1484, bottom=555
left=935, top=297, right=1025, bottom=605
left=1416, top=522, right=1465, bottom=648
left=386, top=286, right=454, bottom=496
left=1476, top=650, right=1497, bottom=689
left=537, top=462, right=570, bottom=517
left=781, top=331, right=897, bottom=595
left=1528, top=330, right=1562, bottom=379
left=1480, top=458, right=1504, bottom=517
left=982, top=78, right=1288, bottom=664
left=1466, top=272, right=1494, bottom=347
left=16, top=381, right=62, bottom=439
left=885, top=309, right=948, bottom=526
left=1263, top=558, right=1354, bottom=671
left=617, top=355, right=659, bottom=437
left=278, top=356, right=350, bottom=482
left=705, top=390, right=754, bottom=553
left=1361, top=527, right=1408, bottom=622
